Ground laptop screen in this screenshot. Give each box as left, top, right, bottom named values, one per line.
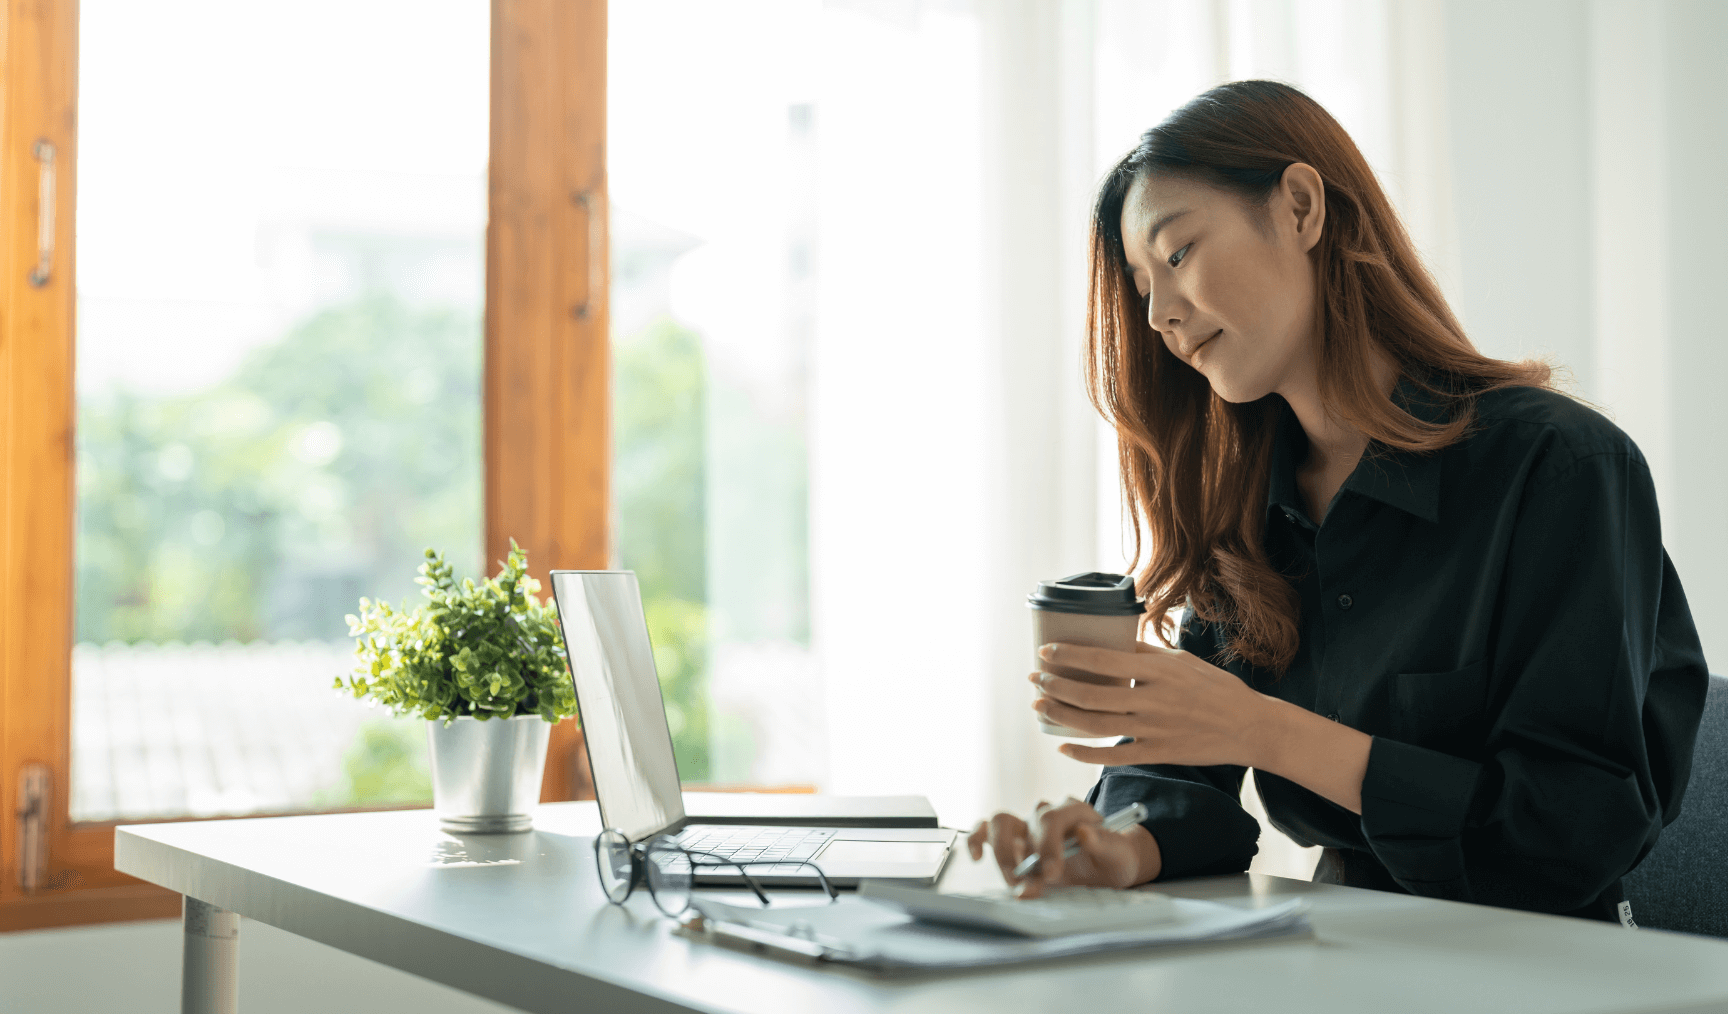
left=549, top=571, right=685, bottom=842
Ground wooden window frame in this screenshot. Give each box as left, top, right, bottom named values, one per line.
left=0, top=0, right=608, bottom=933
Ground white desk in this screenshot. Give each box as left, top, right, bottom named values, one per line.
left=116, top=801, right=1728, bottom=1014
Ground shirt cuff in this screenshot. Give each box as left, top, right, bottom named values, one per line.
left=1359, top=737, right=1482, bottom=895
left=1090, top=772, right=1260, bottom=881
left=1360, top=736, right=1481, bottom=839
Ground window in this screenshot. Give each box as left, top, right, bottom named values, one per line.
left=0, top=0, right=608, bottom=931
left=604, top=0, right=984, bottom=796
left=608, top=0, right=995, bottom=817
left=71, top=0, right=490, bottom=824
left=608, top=2, right=824, bottom=787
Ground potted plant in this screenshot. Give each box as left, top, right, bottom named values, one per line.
left=337, top=541, right=576, bottom=833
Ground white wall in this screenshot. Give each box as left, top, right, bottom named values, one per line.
left=1443, top=0, right=1727, bottom=672
left=0, top=917, right=511, bottom=1014
left=1658, top=1, right=1728, bottom=676
left=1444, top=0, right=1595, bottom=390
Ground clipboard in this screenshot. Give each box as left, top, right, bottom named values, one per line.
left=682, top=893, right=1312, bottom=973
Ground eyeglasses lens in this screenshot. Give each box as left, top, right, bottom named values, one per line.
left=596, top=829, right=634, bottom=904
left=644, top=837, right=694, bottom=917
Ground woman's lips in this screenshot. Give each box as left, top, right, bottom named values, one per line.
left=1186, top=330, right=1222, bottom=365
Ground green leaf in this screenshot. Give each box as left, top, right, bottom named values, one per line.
left=339, top=542, right=577, bottom=723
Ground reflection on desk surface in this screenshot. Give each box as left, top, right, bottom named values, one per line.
left=424, top=835, right=532, bottom=869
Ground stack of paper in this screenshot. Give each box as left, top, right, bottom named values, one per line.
left=689, top=894, right=1311, bottom=972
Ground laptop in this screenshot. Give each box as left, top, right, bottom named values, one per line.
left=549, top=570, right=957, bottom=887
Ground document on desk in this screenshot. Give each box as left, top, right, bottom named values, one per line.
left=687, top=895, right=1311, bottom=973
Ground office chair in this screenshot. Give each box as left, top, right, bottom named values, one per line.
left=1622, top=672, right=1727, bottom=938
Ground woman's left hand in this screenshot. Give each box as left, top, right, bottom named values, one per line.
left=1031, top=642, right=1271, bottom=768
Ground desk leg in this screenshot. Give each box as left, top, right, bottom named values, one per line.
left=182, top=896, right=239, bottom=1014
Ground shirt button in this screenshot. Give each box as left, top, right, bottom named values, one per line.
left=1328, top=713, right=1340, bottom=722
left=1336, top=593, right=1354, bottom=610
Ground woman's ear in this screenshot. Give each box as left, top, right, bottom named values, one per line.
left=1280, top=162, right=1326, bottom=253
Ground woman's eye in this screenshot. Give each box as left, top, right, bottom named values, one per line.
left=1168, top=244, right=1191, bottom=268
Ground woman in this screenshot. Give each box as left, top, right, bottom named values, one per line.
left=969, top=80, right=1708, bottom=924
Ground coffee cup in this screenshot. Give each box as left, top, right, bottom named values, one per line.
left=1027, top=572, right=1146, bottom=737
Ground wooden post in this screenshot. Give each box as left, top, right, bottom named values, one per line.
left=0, top=0, right=80, bottom=911
left=487, top=0, right=609, bottom=802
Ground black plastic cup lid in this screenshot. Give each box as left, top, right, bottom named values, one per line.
left=1027, top=572, right=1145, bottom=616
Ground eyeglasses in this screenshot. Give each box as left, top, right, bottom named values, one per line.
left=594, top=828, right=838, bottom=918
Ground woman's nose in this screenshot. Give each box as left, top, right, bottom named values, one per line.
left=1147, top=291, right=1184, bottom=331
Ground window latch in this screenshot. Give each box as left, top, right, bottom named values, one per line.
left=569, top=186, right=603, bottom=321
left=16, top=763, right=51, bottom=892
left=27, top=140, right=56, bottom=288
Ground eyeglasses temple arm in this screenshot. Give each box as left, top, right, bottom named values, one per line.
left=810, top=864, right=837, bottom=901
left=686, top=850, right=771, bottom=907
left=731, top=864, right=770, bottom=906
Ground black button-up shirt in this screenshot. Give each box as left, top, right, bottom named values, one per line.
left=1088, top=382, right=1710, bottom=923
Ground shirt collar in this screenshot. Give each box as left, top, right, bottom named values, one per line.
left=1264, top=376, right=1446, bottom=526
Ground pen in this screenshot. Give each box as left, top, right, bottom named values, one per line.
left=1009, top=802, right=1149, bottom=881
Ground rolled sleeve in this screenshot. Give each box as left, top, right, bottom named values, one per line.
left=1359, top=737, right=1481, bottom=894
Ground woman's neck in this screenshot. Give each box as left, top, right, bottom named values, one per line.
left=1279, top=347, right=1399, bottom=510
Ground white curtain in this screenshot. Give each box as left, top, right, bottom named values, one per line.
left=808, top=0, right=1726, bottom=877
left=811, top=0, right=1107, bottom=832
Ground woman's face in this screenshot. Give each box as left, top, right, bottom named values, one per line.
left=1118, top=167, right=1325, bottom=404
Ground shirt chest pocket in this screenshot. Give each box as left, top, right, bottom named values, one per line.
left=1388, top=659, right=1489, bottom=751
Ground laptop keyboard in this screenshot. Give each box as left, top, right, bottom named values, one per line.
left=676, top=825, right=838, bottom=871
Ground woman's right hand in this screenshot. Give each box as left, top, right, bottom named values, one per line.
left=965, top=797, right=1160, bottom=898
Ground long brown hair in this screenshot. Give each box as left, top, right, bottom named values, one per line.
left=1087, top=80, right=1552, bottom=673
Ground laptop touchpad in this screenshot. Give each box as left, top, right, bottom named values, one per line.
left=818, top=840, right=949, bottom=871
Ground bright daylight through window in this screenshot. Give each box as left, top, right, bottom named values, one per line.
left=608, top=0, right=983, bottom=796
left=74, top=0, right=983, bottom=818
left=608, top=1, right=833, bottom=788
left=71, top=0, right=489, bottom=821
